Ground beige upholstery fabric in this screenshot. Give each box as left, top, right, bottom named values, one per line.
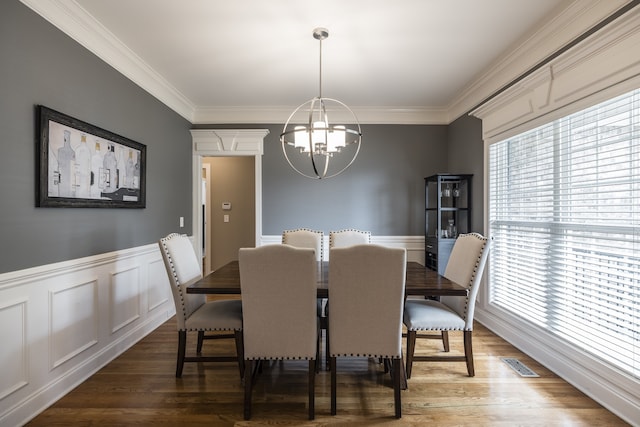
left=329, top=244, right=406, bottom=358
left=402, top=233, right=490, bottom=378
left=403, top=233, right=490, bottom=332
left=329, top=229, right=371, bottom=249
left=282, top=228, right=326, bottom=320
left=158, top=233, right=243, bottom=331
left=282, top=228, right=324, bottom=262
left=239, top=244, right=318, bottom=360
left=158, top=233, right=244, bottom=378
left=328, top=244, right=406, bottom=418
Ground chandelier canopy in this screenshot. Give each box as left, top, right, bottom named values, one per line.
left=280, top=28, right=362, bottom=179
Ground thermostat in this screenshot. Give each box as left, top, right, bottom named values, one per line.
left=222, top=202, right=231, bottom=210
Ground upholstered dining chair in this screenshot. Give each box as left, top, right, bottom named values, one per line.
left=158, top=233, right=244, bottom=378
left=282, top=227, right=326, bottom=369
left=239, top=244, right=319, bottom=420
left=329, top=228, right=371, bottom=248
left=329, top=244, right=407, bottom=419
left=403, top=232, right=491, bottom=378
left=282, top=228, right=324, bottom=261
left=324, top=228, right=371, bottom=366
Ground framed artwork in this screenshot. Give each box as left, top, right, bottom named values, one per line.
left=37, top=105, right=146, bottom=208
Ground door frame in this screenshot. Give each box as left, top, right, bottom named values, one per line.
left=190, top=129, right=269, bottom=265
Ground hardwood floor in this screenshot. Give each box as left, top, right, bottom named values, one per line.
left=27, top=316, right=628, bottom=426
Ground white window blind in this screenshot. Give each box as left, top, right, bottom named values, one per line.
left=489, top=88, right=640, bottom=378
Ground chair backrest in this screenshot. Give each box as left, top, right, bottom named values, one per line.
left=329, top=229, right=371, bottom=248
left=239, top=244, right=318, bottom=360
left=282, top=228, right=324, bottom=262
left=158, top=233, right=205, bottom=330
left=441, top=232, right=491, bottom=329
left=329, top=244, right=407, bottom=359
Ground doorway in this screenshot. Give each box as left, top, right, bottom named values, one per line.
left=202, top=157, right=255, bottom=274
left=190, top=129, right=269, bottom=272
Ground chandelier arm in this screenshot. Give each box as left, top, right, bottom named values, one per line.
left=281, top=145, right=319, bottom=180
left=320, top=153, right=330, bottom=177
left=308, top=97, right=318, bottom=154
left=309, top=151, right=321, bottom=178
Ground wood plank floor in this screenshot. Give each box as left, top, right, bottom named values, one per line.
left=27, top=316, right=628, bottom=426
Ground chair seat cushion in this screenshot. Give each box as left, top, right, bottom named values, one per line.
left=403, top=299, right=466, bottom=331
left=184, top=299, right=243, bottom=331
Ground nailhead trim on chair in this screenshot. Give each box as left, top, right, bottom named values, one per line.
left=407, top=232, right=488, bottom=333
left=331, top=353, right=401, bottom=358
left=160, top=233, right=189, bottom=323
left=246, top=356, right=315, bottom=361
left=160, top=233, right=241, bottom=332
left=328, top=228, right=371, bottom=248
left=282, top=228, right=324, bottom=261
left=458, top=232, right=487, bottom=330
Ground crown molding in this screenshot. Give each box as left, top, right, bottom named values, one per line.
left=20, top=0, right=634, bottom=126
left=192, top=105, right=448, bottom=125
left=447, top=0, right=632, bottom=121
left=19, top=0, right=196, bottom=122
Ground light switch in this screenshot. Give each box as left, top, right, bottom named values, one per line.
left=179, top=216, right=184, bottom=228
left=223, top=214, right=229, bottom=223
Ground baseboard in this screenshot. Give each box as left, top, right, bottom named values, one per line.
left=475, top=307, right=640, bottom=425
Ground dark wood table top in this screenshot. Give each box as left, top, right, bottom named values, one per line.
left=187, top=260, right=467, bottom=298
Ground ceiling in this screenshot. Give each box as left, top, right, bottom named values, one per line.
left=26, top=0, right=572, bottom=124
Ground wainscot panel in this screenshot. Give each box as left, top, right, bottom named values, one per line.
left=260, top=235, right=425, bottom=265
left=0, top=243, right=175, bottom=427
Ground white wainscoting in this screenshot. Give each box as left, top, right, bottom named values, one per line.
left=261, top=235, right=425, bottom=264
left=0, top=236, right=425, bottom=425
left=0, top=243, right=175, bottom=427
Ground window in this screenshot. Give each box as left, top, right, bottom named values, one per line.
left=489, top=88, right=640, bottom=378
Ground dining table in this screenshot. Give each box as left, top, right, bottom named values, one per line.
left=186, top=260, right=467, bottom=389
left=187, top=260, right=468, bottom=298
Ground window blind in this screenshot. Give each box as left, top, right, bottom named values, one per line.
left=489, top=88, right=640, bottom=378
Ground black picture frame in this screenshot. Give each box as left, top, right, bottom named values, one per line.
left=37, top=105, right=146, bottom=208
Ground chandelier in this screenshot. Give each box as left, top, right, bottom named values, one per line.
left=280, top=28, right=362, bottom=179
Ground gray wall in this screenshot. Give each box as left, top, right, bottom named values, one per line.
left=2, top=0, right=485, bottom=274
left=194, top=124, right=450, bottom=236
left=0, top=0, right=193, bottom=273
left=262, top=124, right=448, bottom=235
left=447, top=114, right=484, bottom=233
left=196, top=119, right=484, bottom=239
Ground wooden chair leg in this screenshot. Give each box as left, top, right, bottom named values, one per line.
left=308, top=360, right=316, bottom=420
left=325, top=318, right=330, bottom=370
left=393, top=358, right=402, bottom=418
left=330, top=357, right=337, bottom=415
left=405, top=330, right=416, bottom=379
left=243, top=359, right=253, bottom=420
left=235, top=330, right=244, bottom=379
left=442, top=330, right=450, bottom=352
left=315, top=334, right=320, bottom=373
left=196, top=331, right=205, bottom=353
left=176, top=330, right=187, bottom=378
left=463, top=330, right=475, bottom=377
